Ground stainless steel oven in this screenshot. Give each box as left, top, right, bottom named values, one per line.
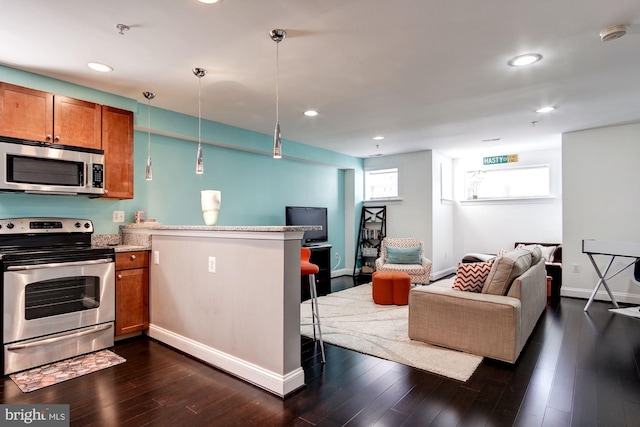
left=0, top=218, right=115, bottom=375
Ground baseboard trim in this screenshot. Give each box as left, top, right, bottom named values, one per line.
left=148, top=324, right=305, bottom=398
left=561, top=287, right=640, bottom=306
left=331, top=268, right=352, bottom=278
left=431, top=267, right=456, bottom=281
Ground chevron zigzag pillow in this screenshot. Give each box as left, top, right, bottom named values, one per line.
left=452, top=260, right=494, bottom=292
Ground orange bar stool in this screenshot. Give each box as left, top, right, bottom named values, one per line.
left=301, top=247, right=326, bottom=363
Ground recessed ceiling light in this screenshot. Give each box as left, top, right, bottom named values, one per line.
left=87, top=62, right=113, bottom=72
left=372, top=136, right=384, bottom=140
left=304, top=110, right=318, bottom=117
left=198, top=0, right=222, bottom=3
left=507, top=53, right=542, bottom=67
left=535, top=106, right=555, bottom=113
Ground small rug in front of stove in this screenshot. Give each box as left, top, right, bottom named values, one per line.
left=9, top=349, right=126, bottom=393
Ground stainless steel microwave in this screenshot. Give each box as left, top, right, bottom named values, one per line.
left=0, top=136, right=105, bottom=197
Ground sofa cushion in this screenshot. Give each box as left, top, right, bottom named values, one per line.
left=482, top=249, right=532, bottom=295
left=385, top=245, right=421, bottom=264
left=452, top=260, right=494, bottom=292
left=516, top=243, right=557, bottom=263
left=516, top=244, right=543, bottom=265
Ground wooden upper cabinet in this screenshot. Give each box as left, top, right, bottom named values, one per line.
left=0, top=82, right=101, bottom=149
left=101, top=105, right=134, bottom=199
left=1, top=82, right=135, bottom=199
left=53, top=95, right=102, bottom=149
left=0, top=83, right=54, bottom=142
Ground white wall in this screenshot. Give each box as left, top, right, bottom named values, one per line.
left=432, top=152, right=456, bottom=279
left=562, top=123, right=640, bottom=304
left=364, top=151, right=433, bottom=261
left=452, top=149, right=563, bottom=261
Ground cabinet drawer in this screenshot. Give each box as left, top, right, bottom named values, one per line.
left=116, top=251, right=149, bottom=270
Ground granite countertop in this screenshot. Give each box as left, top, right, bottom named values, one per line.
left=120, top=224, right=321, bottom=232
left=92, top=234, right=150, bottom=251
left=92, top=224, right=320, bottom=252
left=111, top=244, right=150, bottom=252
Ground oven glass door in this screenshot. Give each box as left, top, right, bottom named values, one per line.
left=3, top=260, right=115, bottom=344
left=25, top=275, right=101, bottom=320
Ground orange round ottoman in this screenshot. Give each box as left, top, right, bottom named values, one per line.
left=372, top=271, right=412, bottom=305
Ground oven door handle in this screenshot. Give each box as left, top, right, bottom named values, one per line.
left=6, top=257, right=114, bottom=271
left=6, top=323, right=113, bottom=351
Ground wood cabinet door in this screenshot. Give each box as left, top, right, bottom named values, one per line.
left=115, top=267, right=149, bottom=336
left=0, top=82, right=54, bottom=142
left=53, top=95, right=102, bottom=149
left=101, top=105, right=134, bottom=199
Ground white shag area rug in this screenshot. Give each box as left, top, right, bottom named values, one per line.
left=301, top=283, right=483, bottom=382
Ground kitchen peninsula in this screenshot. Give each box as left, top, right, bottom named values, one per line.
left=121, top=224, right=320, bottom=397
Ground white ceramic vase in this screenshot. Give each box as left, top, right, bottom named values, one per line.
left=201, top=190, right=221, bottom=226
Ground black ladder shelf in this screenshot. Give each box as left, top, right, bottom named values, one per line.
left=353, top=205, right=386, bottom=284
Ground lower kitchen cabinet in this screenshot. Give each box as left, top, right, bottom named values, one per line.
left=115, top=251, right=149, bottom=336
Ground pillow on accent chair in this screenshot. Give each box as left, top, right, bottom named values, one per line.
left=452, top=260, right=494, bottom=293
left=385, top=245, right=421, bottom=264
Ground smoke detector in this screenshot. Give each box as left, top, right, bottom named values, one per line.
left=600, top=24, right=627, bottom=41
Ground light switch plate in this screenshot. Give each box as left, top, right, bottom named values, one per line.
left=208, top=256, right=216, bottom=273
left=112, top=211, right=125, bottom=223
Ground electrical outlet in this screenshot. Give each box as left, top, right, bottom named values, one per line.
left=154, top=251, right=160, bottom=265
left=572, top=263, right=580, bottom=273
left=335, top=252, right=340, bottom=259
left=112, top=211, right=125, bottom=223
left=208, top=256, right=216, bottom=273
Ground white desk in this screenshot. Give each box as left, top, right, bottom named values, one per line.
left=582, top=239, right=640, bottom=311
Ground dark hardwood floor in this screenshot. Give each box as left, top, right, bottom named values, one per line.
left=2, top=276, right=640, bottom=426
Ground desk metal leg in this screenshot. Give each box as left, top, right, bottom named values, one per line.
left=584, top=255, right=620, bottom=311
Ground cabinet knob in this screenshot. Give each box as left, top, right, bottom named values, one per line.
left=45, top=134, right=52, bottom=141
left=117, top=274, right=122, bottom=280
left=54, top=135, right=61, bottom=141
left=130, top=254, right=136, bottom=261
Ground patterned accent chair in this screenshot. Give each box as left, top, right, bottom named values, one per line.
left=375, top=238, right=432, bottom=284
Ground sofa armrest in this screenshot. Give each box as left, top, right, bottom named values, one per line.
left=506, top=259, right=547, bottom=350
left=408, top=285, right=522, bottom=363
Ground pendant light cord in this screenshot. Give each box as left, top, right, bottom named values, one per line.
left=198, top=76, right=202, bottom=149
left=276, top=42, right=280, bottom=123
left=147, top=99, right=152, bottom=155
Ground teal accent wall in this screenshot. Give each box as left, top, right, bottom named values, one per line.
left=0, top=66, right=363, bottom=269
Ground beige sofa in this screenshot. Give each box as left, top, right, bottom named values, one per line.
left=408, top=249, right=547, bottom=363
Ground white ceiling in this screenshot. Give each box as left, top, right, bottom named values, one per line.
left=1, top=0, right=639, bottom=158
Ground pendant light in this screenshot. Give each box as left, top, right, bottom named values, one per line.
left=270, top=29, right=286, bottom=159
left=193, top=67, right=207, bottom=174
left=142, top=91, right=155, bottom=181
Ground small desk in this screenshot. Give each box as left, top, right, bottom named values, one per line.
left=582, top=239, right=640, bottom=311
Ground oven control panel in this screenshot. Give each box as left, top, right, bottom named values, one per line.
left=0, top=218, right=93, bottom=234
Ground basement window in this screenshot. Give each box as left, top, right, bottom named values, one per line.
left=365, top=168, right=398, bottom=200
left=465, top=165, right=550, bottom=200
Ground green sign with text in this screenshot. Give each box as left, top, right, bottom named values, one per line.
left=483, top=154, right=518, bottom=165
